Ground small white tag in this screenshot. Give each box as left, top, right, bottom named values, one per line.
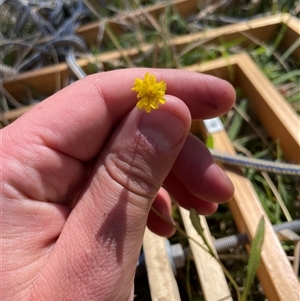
left=203, top=117, right=224, bottom=134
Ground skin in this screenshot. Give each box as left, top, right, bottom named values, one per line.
left=1, top=68, right=235, bottom=301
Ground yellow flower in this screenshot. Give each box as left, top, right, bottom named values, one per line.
left=131, top=72, right=167, bottom=113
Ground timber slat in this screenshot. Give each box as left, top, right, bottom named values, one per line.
left=180, top=209, right=233, bottom=301
left=143, top=228, right=181, bottom=301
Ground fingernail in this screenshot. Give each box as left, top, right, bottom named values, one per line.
left=139, top=109, right=187, bottom=150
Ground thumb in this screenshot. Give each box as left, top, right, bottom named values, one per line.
left=34, top=96, right=191, bottom=301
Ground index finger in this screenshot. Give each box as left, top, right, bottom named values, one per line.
left=94, top=68, right=235, bottom=119
left=9, top=68, right=235, bottom=161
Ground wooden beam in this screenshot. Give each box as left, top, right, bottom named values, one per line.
left=180, top=209, right=233, bottom=301
left=143, top=228, right=181, bottom=301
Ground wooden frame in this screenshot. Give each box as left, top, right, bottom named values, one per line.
left=2, top=13, right=299, bottom=105
left=77, top=1, right=298, bottom=62
left=186, top=53, right=300, bottom=301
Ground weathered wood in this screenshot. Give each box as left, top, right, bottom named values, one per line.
left=143, top=228, right=181, bottom=301
left=180, top=208, right=233, bottom=301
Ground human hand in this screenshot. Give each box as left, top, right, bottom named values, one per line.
left=1, top=69, right=235, bottom=300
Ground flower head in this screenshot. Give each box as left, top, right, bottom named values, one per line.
left=131, top=72, right=167, bottom=113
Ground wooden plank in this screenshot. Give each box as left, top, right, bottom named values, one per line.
left=77, top=0, right=199, bottom=45
left=143, top=228, right=181, bottom=301
left=77, top=2, right=299, bottom=62
left=3, top=64, right=71, bottom=99
left=180, top=208, right=233, bottom=301
left=3, top=14, right=299, bottom=101
left=2, top=104, right=35, bottom=122
left=169, top=13, right=299, bottom=54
